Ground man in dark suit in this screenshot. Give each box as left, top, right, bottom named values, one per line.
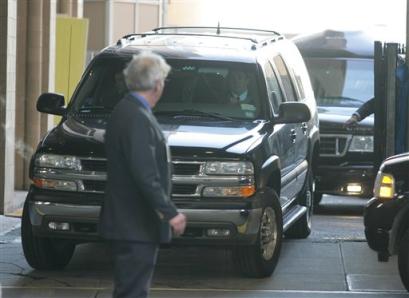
left=345, top=97, right=374, bottom=127
left=99, top=51, right=186, bottom=298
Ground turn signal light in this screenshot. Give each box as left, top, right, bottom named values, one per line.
left=374, top=173, right=395, bottom=200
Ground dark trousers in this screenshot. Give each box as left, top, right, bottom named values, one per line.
left=111, top=241, right=159, bottom=298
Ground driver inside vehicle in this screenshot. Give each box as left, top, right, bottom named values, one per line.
left=226, top=69, right=257, bottom=117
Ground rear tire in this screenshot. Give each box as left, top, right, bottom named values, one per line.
left=314, top=193, right=323, bottom=207
left=398, top=229, right=409, bottom=291
left=285, top=173, right=313, bottom=239
left=21, top=201, right=75, bottom=270
left=233, top=191, right=283, bottom=278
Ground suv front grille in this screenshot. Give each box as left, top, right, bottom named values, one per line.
left=81, top=180, right=197, bottom=195
left=83, top=180, right=106, bottom=192
left=38, top=159, right=245, bottom=198
left=320, top=134, right=351, bottom=157
left=173, top=163, right=201, bottom=175
left=81, top=159, right=107, bottom=172
left=173, top=184, right=197, bottom=195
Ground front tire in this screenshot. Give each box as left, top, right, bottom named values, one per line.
left=233, top=191, right=283, bottom=278
left=21, top=201, right=75, bottom=270
left=398, top=229, right=409, bottom=291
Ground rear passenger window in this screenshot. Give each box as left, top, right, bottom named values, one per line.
left=264, top=62, right=283, bottom=113
left=273, top=55, right=297, bottom=102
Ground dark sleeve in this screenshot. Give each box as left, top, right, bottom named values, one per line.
left=122, top=113, right=178, bottom=221
left=354, top=97, right=375, bottom=121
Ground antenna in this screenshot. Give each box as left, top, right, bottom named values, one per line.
left=217, top=22, right=220, bottom=35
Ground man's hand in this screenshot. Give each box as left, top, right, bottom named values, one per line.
left=345, top=114, right=359, bottom=128
left=169, top=213, right=187, bottom=236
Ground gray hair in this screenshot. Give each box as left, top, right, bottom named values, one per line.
left=123, top=51, right=171, bottom=91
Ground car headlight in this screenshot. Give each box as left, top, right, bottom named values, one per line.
left=374, top=172, right=395, bottom=200
left=204, top=161, right=254, bottom=175
left=202, top=185, right=255, bottom=198
left=33, top=178, right=78, bottom=191
left=349, top=135, right=374, bottom=152
left=35, top=154, right=82, bottom=170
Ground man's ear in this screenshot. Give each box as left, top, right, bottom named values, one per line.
left=154, top=80, right=163, bottom=92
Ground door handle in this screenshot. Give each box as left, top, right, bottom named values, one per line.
left=290, top=129, right=297, bottom=144
left=301, top=122, right=308, bottom=135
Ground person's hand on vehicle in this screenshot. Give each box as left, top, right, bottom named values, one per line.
left=169, top=213, right=187, bottom=236
left=345, top=114, right=359, bottom=128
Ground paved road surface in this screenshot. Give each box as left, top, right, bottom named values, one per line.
left=0, top=195, right=407, bottom=298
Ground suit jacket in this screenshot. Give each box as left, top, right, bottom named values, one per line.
left=354, top=97, right=374, bottom=121
left=99, top=93, right=178, bottom=243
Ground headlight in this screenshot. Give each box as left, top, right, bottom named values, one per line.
left=33, top=178, right=78, bottom=191
left=205, top=161, right=254, bottom=175
left=348, top=136, right=374, bottom=152
left=35, top=154, right=82, bottom=170
left=374, top=172, right=395, bottom=200
left=202, top=185, right=255, bottom=198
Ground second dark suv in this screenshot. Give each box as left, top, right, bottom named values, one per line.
left=294, top=29, right=376, bottom=204
left=364, top=152, right=409, bottom=291
left=22, top=27, right=319, bottom=278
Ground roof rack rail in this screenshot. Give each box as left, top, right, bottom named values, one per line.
left=153, top=26, right=282, bottom=42
left=116, top=26, right=283, bottom=49
left=153, top=26, right=281, bottom=36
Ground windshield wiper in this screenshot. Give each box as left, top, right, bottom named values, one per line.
left=155, top=109, right=235, bottom=121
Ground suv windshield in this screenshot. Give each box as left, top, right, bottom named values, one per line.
left=304, top=58, right=373, bottom=108
left=70, top=58, right=263, bottom=120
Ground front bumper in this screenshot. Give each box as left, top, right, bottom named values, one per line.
left=27, top=188, right=262, bottom=245
left=316, top=164, right=375, bottom=197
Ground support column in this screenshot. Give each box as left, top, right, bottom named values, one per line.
left=58, top=0, right=73, bottom=16
left=59, top=0, right=83, bottom=18
left=15, top=0, right=28, bottom=190
left=0, top=0, right=17, bottom=214
left=106, top=0, right=114, bottom=46
left=24, top=0, right=44, bottom=188
left=41, top=0, right=58, bottom=135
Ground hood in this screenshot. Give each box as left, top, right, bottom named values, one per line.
left=381, top=152, right=409, bottom=175
left=40, top=116, right=265, bottom=158
left=160, top=118, right=266, bottom=157
left=383, top=152, right=409, bottom=166
left=38, top=116, right=107, bottom=157
left=318, top=106, right=373, bottom=133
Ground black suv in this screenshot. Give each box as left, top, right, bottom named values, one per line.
left=364, top=152, right=409, bottom=291
left=294, top=30, right=375, bottom=204
left=21, top=27, right=319, bottom=278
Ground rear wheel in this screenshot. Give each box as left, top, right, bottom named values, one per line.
left=21, top=201, right=75, bottom=270
left=234, top=191, right=283, bottom=278
left=398, top=229, right=409, bottom=291
left=285, top=173, right=313, bottom=239
left=314, top=193, right=323, bottom=207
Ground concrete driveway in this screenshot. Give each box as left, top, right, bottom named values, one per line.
left=0, top=195, right=407, bottom=298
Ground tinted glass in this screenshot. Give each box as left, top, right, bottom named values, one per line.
left=304, top=58, right=373, bottom=107
left=71, top=58, right=262, bottom=120
left=273, top=55, right=297, bottom=102
left=264, top=62, right=283, bottom=113
left=71, top=58, right=129, bottom=112
left=156, top=61, right=262, bottom=120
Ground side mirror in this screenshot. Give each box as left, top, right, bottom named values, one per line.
left=36, top=93, right=66, bottom=116
left=275, top=102, right=311, bottom=124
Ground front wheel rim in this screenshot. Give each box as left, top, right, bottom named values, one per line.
left=260, top=207, right=277, bottom=260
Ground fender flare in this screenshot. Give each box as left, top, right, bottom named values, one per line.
left=258, top=155, right=281, bottom=192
